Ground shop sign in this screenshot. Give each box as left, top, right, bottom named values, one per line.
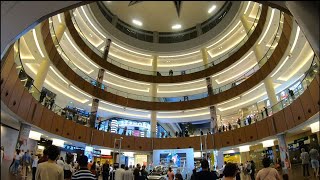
left=118, top=120, right=150, bottom=129
left=63, top=144, right=85, bottom=152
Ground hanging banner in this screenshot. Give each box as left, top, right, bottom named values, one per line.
left=16, top=124, right=31, bottom=152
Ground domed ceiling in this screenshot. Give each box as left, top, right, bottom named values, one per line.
left=103, top=1, right=226, bottom=32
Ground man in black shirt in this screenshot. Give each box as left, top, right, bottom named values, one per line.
left=133, top=163, right=142, bottom=180
left=196, top=159, right=218, bottom=180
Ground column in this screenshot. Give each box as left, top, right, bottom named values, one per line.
left=152, top=55, right=158, bottom=76
left=277, top=133, right=290, bottom=175
left=206, top=77, right=218, bottom=133
left=196, top=23, right=202, bottom=37
left=150, top=112, right=157, bottom=138
left=151, top=56, right=158, bottom=137
left=153, top=31, right=159, bottom=43
left=111, top=15, right=118, bottom=26
left=240, top=152, right=250, bottom=163
left=213, top=150, right=224, bottom=170
left=103, top=39, right=112, bottom=60
left=201, top=48, right=209, bottom=68
left=89, top=69, right=105, bottom=128
left=16, top=123, right=31, bottom=152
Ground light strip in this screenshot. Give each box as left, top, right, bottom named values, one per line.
left=57, top=14, right=62, bottom=23
left=258, top=9, right=275, bottom=45
left=52, top=139, right=65, bottom=147
left=158, top=79, right=204, bottom=87
left=206, top=21, right=241, bottom=49
left=59, top=50, right=94, bottom=74
left=158, top=59, right=203, bottom=67
left=212, top=51, right=254, bottom=77
left=49, top=66, right=69, bottom=85
left=262, top=139, right=275, bottom=148
left=105, top=71, right=150, bottom=85
left=157, top=112, right=210, bottom=118
left=32, top=29, right=45, bottom=58
left=270, top=56, right=289, bottom=77
left=96, top=105, right=151, bottom=119
left=208, top=5, right=217, bottom=13
left=29, top=130, right=42, bottom=141
left=289, top=26, right=300, bottom=54
left=218, top=92, right=266, bottom=111
left=239, top=145, right=250, bottom=152
left=112, top=42, right=151, bottom=57
left=158, top=50, right=200, bottom=58
left=104, top=80, right=150, bottom=92
left=157, top=107, right=209, bottom=114
left=108, top=52, right=152, bottom=66
left=100, top=101, right=150, bottom=113
left=80, top=6, right=106, bottom=38
left=242, top=83, right=264, bottom=96
left=70, top=85, right=92, bottom=98
left=157, top=86, right=206, bottom=93
left=215, top=62, right=257, bottom=84
left=64, top=32, right=99, bottom=68
left=216, top=97, right=240, bottom=106
left=310, top=122, right=320, bottom=133
left=244, top=1, right=251, bottom=15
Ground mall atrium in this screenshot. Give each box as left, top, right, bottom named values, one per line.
left=1, top=1, right=319, bottom=180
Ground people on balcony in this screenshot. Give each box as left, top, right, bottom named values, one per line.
left=264, top=107, right=269, bottom=117
left=169, top=70, right=173, bottom=76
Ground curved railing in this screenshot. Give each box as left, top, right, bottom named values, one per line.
left=51, top=9, right=282, bottom=102
left=69, top=3, right=262, bottom=76
left=96, top=1, right=233, bottom=43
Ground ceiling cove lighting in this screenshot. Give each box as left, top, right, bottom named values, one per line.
left=239, top=145, right=250, bottom=152
left=95, top=105, right=151, bottom=119
left=172, top=24, right=182, bottom=30
left=70, top=85, right=92, bottom=98
left=216, top=97, right=240, bottom=106
left=257, top=9, right=275, bottom=45
left=49, top=66, right=69, bottom=85
left=103, top=80, right=150, bottom=92
left=105, top=71, right=150, bottom=85
left=215, top=62, right=257, bottom=84
left=80, top=6, right=106, bottom=38
left=32, top=29, right=45, bottom=58
left=270, top=56, right=289, bottom=77
left=108, top=52, right=152, bottom=66
left=158, top=79, right=204, bottom=87
left=132, top=19, right=143, bottom=26
left=57, top=14, right=62, bottom=23
left=310, top=122, right=319, bottom=133
left=111, top=42, right=151, bottom=57
left=157, top=86, right=207, bottom=93
left=99, top=101, right=150, bottom=113
left=158, top=59, right=203, bottom=67
left=52, top=138, right=65, bottom=147
left=244, top=1, right=251, bottom=15
left=159, top=50, right=200, bottom=58
left=157, top=112, right=210, bottom=119
left=58, top=50, right=94, bottom=74
left=29, top=130, right=42, bottom=141
left=262, top=139, right=275, bottom=148
left=208, top=5, right=217, bottom=13
left=289, top=26, right=300, bottom=54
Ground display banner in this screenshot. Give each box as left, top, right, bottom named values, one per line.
left=89, top=98, right=100, bottom=128
left=16, top=123, right=31, bottom=152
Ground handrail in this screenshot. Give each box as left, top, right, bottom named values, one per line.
left=51, top=9, right=282, bottom=102
left=70, top=3, right=262, bottom=76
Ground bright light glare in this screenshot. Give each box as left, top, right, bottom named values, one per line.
left=208, top=5, right=217, bottom=13
left=132, top=19, right=143, bottom=26
left=172, top=24, right=182, bottom=29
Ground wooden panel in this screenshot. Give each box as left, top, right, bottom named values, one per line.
left=232, top=128, right=247, bottom=145
left=49, top=114, right=65, bottom=136
left=39, top=107, right=54, bottom=132
left=266, top=116, right=276, bottom=136
left=273, top=111, right=288, bottom=133
left=1, top=66, right=19, bottom=105
left=290, top=98, right=306, bottom=126
left=1, top=47, right=15, bottom=91
left=122, top=136, right=135, bottom=150
left=206, top=134, right=215, bottom=149
left=256, top=120, right=270, bottom=139
left=17, top=89, right=33, bottom=120
left=134, top=137, right=152, bottom=151
left=62, top=120, right=76, bottom=139
left=178, top=136, right=201, bottom=150
left=153, top=138, right=161, bottom=149
left=308, top=79, right=320, bottom=110
left=244, top=124, right=258, bottom=142
left=73, top=124, right=88, bottom=143
left=111, top=133, right=122, bottom=149
left=103, top=132, right=112, bottom=148
left=26, top=99, right=38, bottom=124
left=299, top=88, right=317, bottom=120
left=32, top=103, right=44, bottom=127
left=8, top=79, right=25, bottom=113
left=220, top=131, right=234, bottom=147
left=283, top=104, right=295, bottom=129
left=91, top=129, right=104, bottom=146
left=85, top=128, right=92, bottom=144
left=214, top=133, right=222, bottom=149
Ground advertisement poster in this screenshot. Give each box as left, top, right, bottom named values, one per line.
left=16, top=124, right=31, bottom=153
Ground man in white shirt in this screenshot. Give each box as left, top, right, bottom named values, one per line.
left=57, top=157, right=65, bottom=169
left=123, top=166, right=134, bottom=180
left=115, top=164, right=126, bottom=180
left=32, top=155, right=39, bottom=180
left=35, top=145, right=64, bottom=180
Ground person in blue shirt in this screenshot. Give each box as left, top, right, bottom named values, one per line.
left=22, top=150, right=32, bottom=177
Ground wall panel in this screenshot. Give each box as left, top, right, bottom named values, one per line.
left=290, top=98, right=306, bottom=126
left=17, top=89, right=33, bottom=120
left=61, top=120, right=76, bottom=139
left=73, top=124, right=88, bottom=143
left=39, top=107, right=54, bottom=132
left=256, top=120, right=270, bottom=139
left=49, top=114, right=65, bottom=136
left=91, top=129, right=104, bottom=147
left=244, top=124, right=258, bottom=142
left=299, top=88, right=317, bottom=120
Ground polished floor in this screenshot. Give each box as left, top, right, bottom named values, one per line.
left=1, top=159, right=319, bottom=180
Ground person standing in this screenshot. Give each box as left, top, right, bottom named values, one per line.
left=115, top=164, right=125, bottom=180
left=71, top=155, right=96, bottom=180
left=175, top=169, right=183, bottom=180
left=32, top=155, right=39, bottom=180
left=12, top=149, right=21, bottom=175
left=35, top=145, right=64, bottom=180
left=264, top=107, right=268, bottom=117
left=301, top=148, right=310, bottom=177
left=167, top=167, right=175, bottom=180
left=223, top=163, right=239, bottom=180
left=309, top=147, right=319, bottom=177
left=141, top=165, right=148, bottom=180
left=22, top=150, right=32, bottom=177
left=123, top=166, right=134, bottom=180
left=102, top=162, right=110, bottom=180
left=133, top=164, right=142, bottom=180
left=250, top=160, right=256, bottom=180
left=256, top=157, right=280, bottom=180
left=195, top=159, right=217, bottom=180
left=57, top=157, right=65, bottom=169
left=64, top=159, right=73, bottom=180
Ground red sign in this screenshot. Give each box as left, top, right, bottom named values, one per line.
left=101, top=155, right=113, bottom=159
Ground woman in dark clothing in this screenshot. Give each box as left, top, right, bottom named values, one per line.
left=102, top=163, right=110, bottom=180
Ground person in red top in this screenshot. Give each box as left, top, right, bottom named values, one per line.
left=167, top=167, right=175, bottom=180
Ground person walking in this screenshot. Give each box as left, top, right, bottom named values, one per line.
left=32, top=155, right=39, bottom=180
left=133, top=164, right=142, bottom=180
left=301, top=148, right=310, bottom=177
left=256, top=157, right=280, bottom=180
left=167, top=167, right=175, bottom=180
left=195, top=159, right=218, bottom=180
left=250, top=160, right=256, bottom=180
left=12, top=149, right=21, bottom=175
left=71, top=155, right=96, bottom=180
left=102, top=162, right=110, bottom=180
left=175, top=169, right=183, bottom=180
left=64, top=159, right=73, bottom=180
left=35, top=145, right=64, bottom=180
left=223, top=163, right=238, bottom=180
left=115, top=164, right=125, bottom=180
left=309, top=147, right=319, bottom=177
left=123, top=166, right=134, bottom=180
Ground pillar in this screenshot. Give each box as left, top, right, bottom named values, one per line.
left=277, top=133, right=289, bottom=175
left=89, top=69, right=105, bottom=128
left=285, top=1, right=319, bottom=59
left=150, top=56, right=157, bottom=137
left=103, top=39, right=112, bottom=60
left=152, top=55, right=158, bottom=76
left=201, top=48, right=209, bottom=68
left=151, top=112, right=157, bottom=138
left=196, top=23, right=202, bottom=37
left=153, top=31, right=159, bottom=43
left=206, top=77, right=218, bottom=133
left=213, top=150, right=224, bottom=170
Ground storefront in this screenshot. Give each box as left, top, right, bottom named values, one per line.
left=223, top=152, right=241, bottom=164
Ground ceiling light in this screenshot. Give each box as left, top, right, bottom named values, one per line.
left=208, top=5, right=217, bottom=13
left=132, top=19, right=143, bottom=26
left=239, top=145, right=250, bottom=152
left=101, top=149, right=112, bottom=155
left=52, top=139, right=65, bottom=147
left=37, top=145, right=45, bottom=150
left=29, top=130, right=42, bottom=141
left=262, top=140, right=275, bottom=148
left=310, top=122, right=319, bottom=133
left=172, top=24, right=182, bottom=30
left=258, top=9, right=275, bottom=45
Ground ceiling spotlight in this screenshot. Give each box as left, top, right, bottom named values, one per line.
left=172, top=24, right=182, bottom=30
left=132, top=19, right=143, bottom=26
left=208, top=5, right=217, bottom=13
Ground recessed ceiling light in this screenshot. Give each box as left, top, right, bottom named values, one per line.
left=132, top=19, right=143, bottom=26
left=172, top=24, right=182, bottom=30
left=208, top=5, right=217, bottom=13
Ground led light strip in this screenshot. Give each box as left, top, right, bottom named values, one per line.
left=216, top=97, right=240, bottom=106
left=64, top=32, right=99, bottom=68
left=112, top=42, right=151, bottom=57
left=58, top=49, right=94, bottom=74
left=108, top=52, right=152, bottom=66
left=157, top=107, right=209, bottom=114
left=158, top=79, right=204, bottom=87
left=70, top=85, right=92, bottom=98
left=270, top=56, right=289, bottom=77
left=242, top=83, right=264, bottom=96
left=244, top=1, right=251, bottom=15
left=157, top=86, right=207, bottom=93
left=94, top=105, right=151, bottom=119
left=258, top=9, right=275, bottom=45
left=215, top=62, right=257, bottom=84
left=80, top=6, right=106, bottom=39
left=49, top=66, right=69, bottom=85
left=212, top=51, right=254, bottom=78
left=157, top=112, right=210, bottom=119
left=158, top=50, right=200, bottom=58
left=158, top=59, right=203, bottom=67
left=218, top=92, right=267, bottom=111
left=206, top=21, right=241, bottom=49
left=57, top=14, right=62, bottom=23
left=289, top=26, right=300, bottom=54
left=100, top=100, right=150, bottom=113
left=105, top=71, right=150, bottom=85
left=32, top=29, right=45, bottom=58
left=104, top=80, right=150, bottom=92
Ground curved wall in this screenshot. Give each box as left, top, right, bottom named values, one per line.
left=64, top=6, right=268, bottom=83
left=43, top=13, right=292, bottom=110
left=1, top=47, right=319, bottom=151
